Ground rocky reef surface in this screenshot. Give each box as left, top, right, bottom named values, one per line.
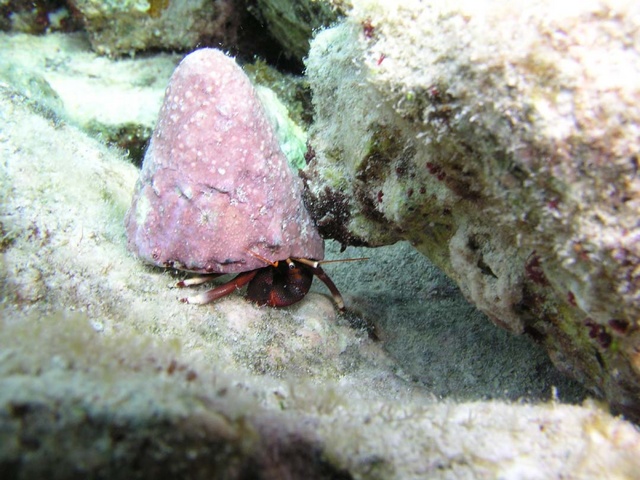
left=304, top=0, right=640, bottom=422
left=67, top=0, right=238, bottom=57
left=2, top=0, right=640, bottom=478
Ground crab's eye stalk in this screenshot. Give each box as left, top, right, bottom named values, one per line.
left=287, top=259, right=296, bottom=270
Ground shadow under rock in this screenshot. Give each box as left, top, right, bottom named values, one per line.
left=320, top=241, right=588, bottom=404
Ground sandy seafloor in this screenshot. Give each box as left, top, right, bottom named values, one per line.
left=321, top=240, right=588, bottom=403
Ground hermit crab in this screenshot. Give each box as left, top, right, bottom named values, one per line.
left=124, top=48, right=354, bottom=310
left=176, top=253, right=352, bottom=310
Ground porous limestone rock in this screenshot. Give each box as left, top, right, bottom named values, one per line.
left=304, top=0, right=640, bottom=420
left=249, top=0, right=342, bottom=64
left=0, top=1, right=78, bottom=33
left=125, top=48, right=323, bottom=273
left=66, top=0, right=339, bottom=65
left=68, top=0, right=241, bottom=57
left=0, top=32, right=309, bottom=167
left=0, top=32, right=179, bottom=164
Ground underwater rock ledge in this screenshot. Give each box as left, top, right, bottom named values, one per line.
left=304, top=0, right=640, bottom=420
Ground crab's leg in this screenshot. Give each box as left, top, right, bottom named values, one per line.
left=176, top=273, right=223, bottom=287
left=180, top=270, right=258, bottom=305
left=310, top=265, right=346, bottom=311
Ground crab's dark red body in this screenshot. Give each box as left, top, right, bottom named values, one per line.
left=179, top=258, right=346, bottom=311
left=248, top=261, right=315, bottom=307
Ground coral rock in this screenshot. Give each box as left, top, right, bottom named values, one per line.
left=249, top=0, right=342, bottom=64
left=304, top=0, right=640, bottom=420
left=68, top=0, right=238, bottom=57
left=125, top=48, right=323, bottom=274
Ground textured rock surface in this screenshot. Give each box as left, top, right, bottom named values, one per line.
left=2, top=315, right=638, bottom=479
left=0, top=1, right=78, bottom=34
left=249, top=0, right=342, bottom=64
left=65, top=0, right=341, bottom=66
left=305, top=0, right=640, bottom=420
left=0, top=32, right=310, bottom=167
left=2, top=36, right=640, bottom=478
left=0, top=32, right=179, bottom=164
left=125, top=48, right=323, bottom=273
left=68, top=0, right=240, bottom=56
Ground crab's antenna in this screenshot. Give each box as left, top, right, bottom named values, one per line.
left=292, top=257, right=369, bottom=269
left=245, top=249, right=279, bottom=267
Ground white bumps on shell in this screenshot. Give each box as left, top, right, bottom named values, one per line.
left=125, top=48, right=324, bottom=274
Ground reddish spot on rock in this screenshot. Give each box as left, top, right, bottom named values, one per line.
left=585, top=319, right=612, bottom=349
left=304, top=142, right=316, bottom=164
left=377, top=190, right=384, bottom=203
left=567, top=290, right=577, bottom=307
left=362, top=18, right=375, bottom=39
left=167, top=359, right=177, bottom=375
left=525, top=251, right=550, bottom=286
left=426, top=161, right=446, bottom=181
left=609, top=319, right=629, bottom=334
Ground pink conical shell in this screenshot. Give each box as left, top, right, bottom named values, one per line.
left=124, top=48, right=323, bottom=273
